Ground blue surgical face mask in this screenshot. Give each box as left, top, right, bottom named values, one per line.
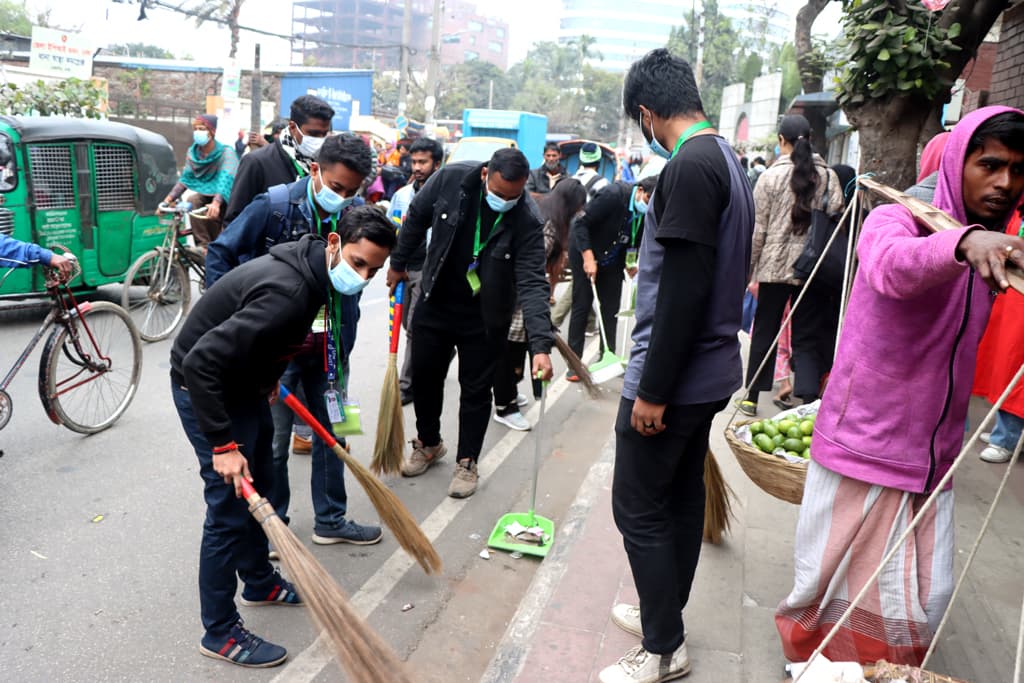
left=314, top=170, right=353, bottom=215
left=639, top=112, right=671, bottom=160
left=635, top=197, right=648, bottom=214
left=193, top=130, right=210, bottom=146
left=328, top=250, right=370, bottom=295
left=485, top=179, right=520, bottom=213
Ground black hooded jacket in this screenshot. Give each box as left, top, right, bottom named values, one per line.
left=389, top=161, right=554, bottom=355
left=170, top=234, right=330, bottom=445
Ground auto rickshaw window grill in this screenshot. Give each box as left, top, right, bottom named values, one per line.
left=0, top=133, right=16, bottom=192
left=27, top=145, right=75, bottom=210
left=94, top=145, right=136, bottom=212
left=0, top=208, right=13, bottom=237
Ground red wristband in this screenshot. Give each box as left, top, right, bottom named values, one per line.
left=212, top=441, right=238, bottom=454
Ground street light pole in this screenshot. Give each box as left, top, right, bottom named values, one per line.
left=424, top=0, right=443, bottom=136
left=397, top=0, right=412, bottom=116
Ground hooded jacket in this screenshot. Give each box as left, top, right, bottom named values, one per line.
left=389, top=161, right=554, bottom=356
left=170, top=235, right=330, bottom=445
left=812, top=105, right=1024, bottom=494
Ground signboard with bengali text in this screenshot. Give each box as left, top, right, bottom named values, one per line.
left=29, top=26, right=92, bottom=79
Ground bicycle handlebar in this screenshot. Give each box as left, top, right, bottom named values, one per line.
left=158, top=202, right=193, bottom=215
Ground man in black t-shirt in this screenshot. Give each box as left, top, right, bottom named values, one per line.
left=598, top=49, right=754, bottom=683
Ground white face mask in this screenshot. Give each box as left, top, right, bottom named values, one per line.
left=297, top=131, right=325, bottom=158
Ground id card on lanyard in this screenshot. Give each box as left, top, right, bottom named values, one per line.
left=323, top=292, right=362, bottom=436
left=467, top=190, right=502, bottom=296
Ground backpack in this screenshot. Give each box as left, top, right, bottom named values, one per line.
left=264, top=183, right=313, bottom=252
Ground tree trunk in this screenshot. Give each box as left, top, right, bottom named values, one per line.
left=845, top=96, right=933, bottom=189
left=794, top=0, right=830, bottom=94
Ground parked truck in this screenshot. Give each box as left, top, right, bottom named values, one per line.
left=450, top=109, right=548, bottom=168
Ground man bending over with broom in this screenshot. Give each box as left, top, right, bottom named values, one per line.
left=599, top=49, right=754, bottom=683
left=171, top=219, right=394, bottom=667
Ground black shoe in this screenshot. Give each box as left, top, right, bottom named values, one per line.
left=401, top=393, right=413, bottom=406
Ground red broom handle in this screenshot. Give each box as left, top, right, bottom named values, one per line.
left=280, top=385, right=339, bottom=447
left=238, top=477, right=261, bottom=504
left=389, top=281, right=405, bottom=354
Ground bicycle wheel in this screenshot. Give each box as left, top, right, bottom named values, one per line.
left=40, top=300, right=142, bottom=434
left=122, top=247, right=191, bottom=342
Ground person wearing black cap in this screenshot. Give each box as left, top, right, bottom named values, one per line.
left=163, top=114, right=239, bottom=248
left=573, top=141, right=609, bottom=202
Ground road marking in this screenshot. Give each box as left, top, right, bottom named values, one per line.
left=272, top=343, right=598, bottom=682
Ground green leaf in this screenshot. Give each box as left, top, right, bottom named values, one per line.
left=878, top=48, right=891, bottom=61
left=947, top=22, right=961, bottom=39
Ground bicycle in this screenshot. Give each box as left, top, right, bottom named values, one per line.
left=121, top=202, right=207, bottom=342
left=0, top=252, right=142, bottom=434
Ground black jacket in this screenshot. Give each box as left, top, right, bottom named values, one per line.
left=571, top=181, right=640, bottom=265
left=170, top=235, right=330, bottom=445
left=390, top=161, right=554, bottom=355
left=525, top=165, right=566, bottom=195
left=224, top=141, right=302, bottom=225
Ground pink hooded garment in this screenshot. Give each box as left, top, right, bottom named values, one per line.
left=917, top=131, right=950, bottom=182
left=811, top=105, right=1024, bottom=494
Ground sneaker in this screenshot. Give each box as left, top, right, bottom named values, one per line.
left=312, top=519, right=383, bottom=546
left=292, top=433, right=312, bottom=455
left=980, top=445, right=1013, bottom=463
left=401, top=439, right=447, bottom=477
left=980, top=431, right=991, bottom=444
left=494, top=410, right=531, bottom=431
left=268, top=546, right=279, bottom=562
left=239, top=570, right=302, bottom=606
left=735, top=399, right=757, bottom=417
left=199, top=619, right=287, bottom=668
left=566, top=370, right=580, bottom=383
left=516, top=393, right=529, bottom=408
left=611, top=603, right=643, bottom=637
left=599, top=643, right=691, bottom=683
left=448, top=459, right=479, bottom=499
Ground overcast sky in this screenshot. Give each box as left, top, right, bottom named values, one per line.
left=30, top=0, right=840, bottom=70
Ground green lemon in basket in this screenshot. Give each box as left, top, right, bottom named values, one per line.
left=787, top=450, right=802, bottom=459
left=762, top=421, right=779, bottom=438
left=800, top=419, right=815, bottom=435
left=778, top=419, right=796, bottom=434
left=773, top=433, right=785, bottom=447
left=753, top=433, right=775, bottom=453
left=750, top=421, right=764, bottom=435
left=802, top=435, right=813, bottom=447
left=787, top=426, right=803, bottom=439
left=783, top=437, right=807, bottom=453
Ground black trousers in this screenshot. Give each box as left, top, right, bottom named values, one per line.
left=411, top=300, right=499, bottom=462
left=493, top=339, right=530, bottom=415
left=745, top=282, right=839, bottom=402
left=568, top=246, right=624, bottom=359
left=612, top=397, right=727, bottom=654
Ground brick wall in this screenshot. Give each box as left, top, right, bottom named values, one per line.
left=990, top=3, right=1024, bottom=108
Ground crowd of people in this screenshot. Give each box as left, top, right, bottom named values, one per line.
left=5, top=45, right=1023, bottom=682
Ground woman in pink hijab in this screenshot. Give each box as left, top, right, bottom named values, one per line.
left=906, top=131, right=950, bottom=202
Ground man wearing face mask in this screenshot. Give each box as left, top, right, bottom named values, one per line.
left=163, top=114, right=239, bottom=249
left=171, top=220, right=395, bottom=668
left=526, top=142, right=567, bottom=195
left=224, top=95, right=335, bottom=225
left=386, top=148, right=555, bottom=499
left=206, top=135, right=384, bottom=549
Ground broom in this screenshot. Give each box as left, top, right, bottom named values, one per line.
left=702, top=449, right=735, bottom=544
left=280, top=385, right=442, bottom=574
left=371, top=281, right=406, bottom=476
left=553, top=331, right=600, bottom=398
left=238, top=478, right=413, bottom=683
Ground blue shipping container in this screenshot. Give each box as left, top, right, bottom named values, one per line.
left=462, top=109, right=548, bottom=168
left=278, top=70, right=373, bottom=132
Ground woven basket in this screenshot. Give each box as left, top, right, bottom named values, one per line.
left=725, top=420, right=807, bottom=505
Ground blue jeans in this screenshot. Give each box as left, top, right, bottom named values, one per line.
left=991, top=409, right=1024, bottom=452
left=269, top=354, right=349, bottom=534
left=171, top=378, right=277, bottom=637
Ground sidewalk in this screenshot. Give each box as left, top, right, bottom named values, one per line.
left=483, top=398, right=1024, bottom=683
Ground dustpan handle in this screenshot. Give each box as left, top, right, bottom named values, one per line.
left=590, top=279, right=612, bottom=353
left=529, top=372, right=547, bottom=518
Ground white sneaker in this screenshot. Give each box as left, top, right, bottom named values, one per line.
left=516, top=393, right=529, bottom=408
left=599, top=643, right=691, bottom=683
left=494, top=411, right=531, bottom=431
left=611, top=603, right=643, bottom=637
left=980, top=431, right=991, bottom=444
left=980, top=445, right=1012, bottom=463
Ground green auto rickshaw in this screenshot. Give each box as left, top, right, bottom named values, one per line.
left=0, top=115, right=177, bottom=297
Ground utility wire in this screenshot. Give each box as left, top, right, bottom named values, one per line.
left=142, top=0, right=407, bottom=51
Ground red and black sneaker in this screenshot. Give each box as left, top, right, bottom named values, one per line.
left=199, top=618, right=287, bottom=668
left=239, top=570, right=302, bottom=606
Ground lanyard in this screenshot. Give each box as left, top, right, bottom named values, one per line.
left=629, top=187, right=643, bottom=247
left=670, top=120, right=713, bottom=159
left=474, top=190, right=503, bottom=260
left=306, top=180, right=338, bottom=235
left=324, top=290, right=345, bottom=388
left=291, top=156, right=307, bottom=178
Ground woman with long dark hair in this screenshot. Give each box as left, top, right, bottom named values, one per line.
left=738, top=115, right=844, bottom=415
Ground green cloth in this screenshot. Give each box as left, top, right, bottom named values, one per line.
left=179, top=140, right=238, bottom=201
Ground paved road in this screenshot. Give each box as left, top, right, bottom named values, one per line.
left=0, top=277, right=607, bottom=682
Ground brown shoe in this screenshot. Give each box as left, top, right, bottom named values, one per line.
left=292, top=433, right=312, bottom=455
left=401, top=439, right=447, bottom=477
left=447, top=458, right=479, bottom=499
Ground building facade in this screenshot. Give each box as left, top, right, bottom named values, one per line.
left=439, top=0, right=510, bottom=70
left=558, top=0, right=689, bottom=73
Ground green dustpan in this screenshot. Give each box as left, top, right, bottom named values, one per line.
left=587, top=280, right=625, bottom=384
left=488, top=376, right=555, bottom=558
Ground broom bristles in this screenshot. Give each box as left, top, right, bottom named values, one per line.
left=247, top=495, right=413, bottom=683
left=554, top=333, right=600, bottom=398
left=371, top=353, right=405, bottom=476
left=702, top=449, right=735, bottom=545
left=334, top=442, right=443, bottom=575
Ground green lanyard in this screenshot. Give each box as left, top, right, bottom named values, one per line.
left=670, top=120, right=713, bottom=159
left=291, top=156, right=307, bottom=178
left=474, top=190, right=503, bottom=261
left=325, top=289, right=345, bottom=390
left=629, top=186, right=643, bottom=247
